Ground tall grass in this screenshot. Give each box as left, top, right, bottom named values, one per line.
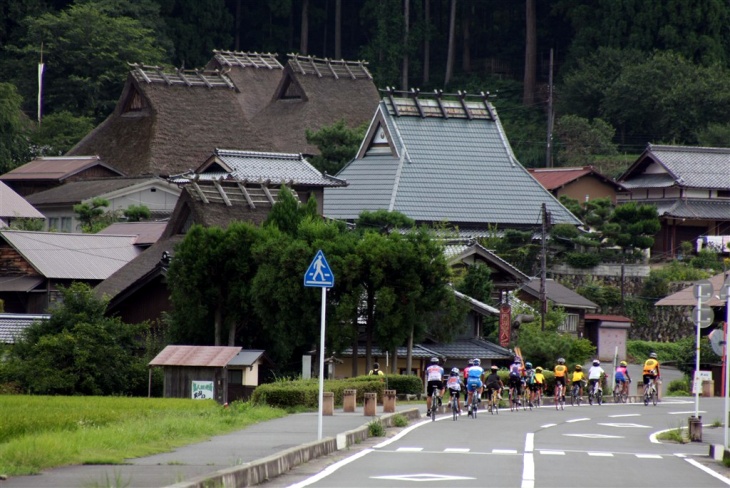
left=0, top=396, right=286, bottom=476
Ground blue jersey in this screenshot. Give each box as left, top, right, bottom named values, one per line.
left=468, top=366, right=484, bottom=379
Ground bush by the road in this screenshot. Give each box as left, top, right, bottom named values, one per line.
left=251, top=377, right=387, bottom=408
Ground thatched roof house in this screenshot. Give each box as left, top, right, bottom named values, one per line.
left=68, top=51, right=380, bottom=177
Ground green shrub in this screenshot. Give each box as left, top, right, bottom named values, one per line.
left=516, top=323, right=595, bottom=370
left=666, top=377, right=690, bottom=396
left=626, top=340, right=684, bottom=364
left=382, top=374, right=422, bottom=395
left=565, top=252, right=601, bottom=268
left=368, top=420, right=385, bottom=436
left=392, top=414, right=409, bottom=427
left=251, top=378, right=386, bottom=409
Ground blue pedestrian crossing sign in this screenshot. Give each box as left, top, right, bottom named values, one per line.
left=304, top=250, right=335, bottom=288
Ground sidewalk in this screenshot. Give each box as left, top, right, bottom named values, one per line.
left=0, top=404, right=421, bottom=488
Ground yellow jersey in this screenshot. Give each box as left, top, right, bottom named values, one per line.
left=534, top=372, right=545, bottom=384
left=571, top=371, right=584, bottom=383
left=643, top=358, right=659, bottom=375
left=554, top=365, right=567, bottom=377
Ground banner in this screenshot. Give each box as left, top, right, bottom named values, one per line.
left=499, top=303, right=511, bottom=347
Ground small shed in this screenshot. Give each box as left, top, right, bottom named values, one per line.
left=584, top=314, right=633, bottom=362
left=226, top=349, right=272, bottom=401
left=148, top=345, right=241, bottom=404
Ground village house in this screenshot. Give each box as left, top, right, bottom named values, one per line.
left=0, top=181, right=44, bottom=228
left=528, top=166, right=625, bottom=204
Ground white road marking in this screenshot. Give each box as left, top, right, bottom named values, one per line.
left=566, top=417, right=590, bottom=423
left=287, top=449, right=373, bottom=488
left=522, top=433, right=535, bottom=488
left=564, top=433, right=624, bottom=439
left=396, top=447, right=424, bottom=452
left=540, top=450, right=566, bottom=455
left=444, top=448, right=470, bottom=453
left=675, top=453, right=687, bottom=458
left=598, top=422, right=651, bottom=428
left=525, top=433, right=534, bottom=453
left=669, top=410, right=706, bottom=415
left=493, top=449, right=518, bottom=454
left=372, top=473, right=476, bottom=482
left=373, top=419, right=430, bottom=448
left=636, top=454, right=663, bottom=459
left=541, top=423, right=557, bottom=428
left=609, top=413, right=640, bottom=418
left=588, top=452, right=614, bottom=457
left=685, top=458, right=730, bottom=485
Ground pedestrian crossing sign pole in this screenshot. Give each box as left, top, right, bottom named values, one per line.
left=304, top=250, right=334, bottom=440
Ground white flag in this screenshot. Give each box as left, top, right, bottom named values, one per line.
left=38, top=62, right=44, bottom=123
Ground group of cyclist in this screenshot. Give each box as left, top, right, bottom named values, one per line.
left=424, top=352, right=662, bottom=415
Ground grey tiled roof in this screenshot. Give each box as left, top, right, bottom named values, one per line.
left=653, top=199, right=730, bottom=220
left=521, top=278, right=598, bottom=310
left=340, top=345, right=442, bottom=359
left=0, top=314, right=49, bottom=344
left=618, top=173, right=675, bottom=189
left=1, top=231, right=142, bottom=280
left=648, top=145, right=730, bottom=189
left=324, top=98, right=581, bottom=226
left=199, top=150, right=347, bottom=187
left=427, top=338, right=513, bottom=361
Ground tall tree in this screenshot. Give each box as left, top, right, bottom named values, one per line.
left=522, top=0, right=536, bottom=106
left=0, top=82, right=31, bottom=173
left=444, top=0, right=457, bottom=86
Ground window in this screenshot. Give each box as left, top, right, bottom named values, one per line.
left=228, top=370, right=243, bottom=385
left=61, top=217, right=72, bottom=233
left=559, top=314, right=579, bottom=333
left=48, top=218, right=59, bottom=231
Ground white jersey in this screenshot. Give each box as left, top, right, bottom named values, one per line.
left=588, top=366, right=604, bottom=380
left=426, top=365, right=444, bottom=382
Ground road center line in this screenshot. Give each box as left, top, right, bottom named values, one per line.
left=521, top=433, right=535, bottom=488
left=566, top=417, right=590, bottom=423
left=609, top=413, right=640, bottom=418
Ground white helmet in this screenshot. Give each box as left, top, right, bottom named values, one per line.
left=593, top=359, right=600, bottom=366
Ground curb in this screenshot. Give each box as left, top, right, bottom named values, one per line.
left=164, top=408, right=422, bottom=488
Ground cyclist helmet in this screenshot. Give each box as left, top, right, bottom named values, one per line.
left=491, top=365, right=499, bottom=371
left=575, top=365, right=582, bottom=371
left=649, top=352, right=657, bottom=359
left=451, top=367, right=460, bottom=375
left=467, top=358, right=475, bottom=366
left=593, top=359, right=600, bottom=366
left=430, top=357, right=439, bottom=364
left=620, top=361, right=627, bottom=366
left=557, top=358, right=565, bottom=364
left=525, top=362, right=533, bottom=369
left=473, top=358, right=481, bottom=366
left=535, top=366, right=543, bottom=372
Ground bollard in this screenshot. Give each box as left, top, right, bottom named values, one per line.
left=323, top=392, right=334, bottom=416
left=343, top=389, right=357, bottom=413
left=363, top=392, right=377, bottom=416
left=688, top=416, right=703, bottom=442
left=383, top=389, right=396, bottom=413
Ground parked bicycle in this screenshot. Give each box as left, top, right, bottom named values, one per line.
left=570, top=381, right=582, bottom=407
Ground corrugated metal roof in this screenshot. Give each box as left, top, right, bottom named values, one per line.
left=655, top=272, right=730, bottom=307
left=0, top=156, right=122, bottom=181
left=528, top=167, right=593, bottom=190
left=0, top=313, right=49, bottom=344
left=198, top=150, right=347, bottom=187
left=0, top=181, right=44, bottom=220
left=325, top=99, right=581, bottom=226
left=0, top=231, right=142, bottom=280
left=648, top=145, right=730, bottom=189
left=0, top=276, right=44, bottom=292
left=227, top=350, right=266, bottom=367
left=149, top=345, right=242, bottom=367
left=98, top=221, right=167, bottom=246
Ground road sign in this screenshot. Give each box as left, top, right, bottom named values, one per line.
left=720, top=277, right=730, bottom=300
left=304, top=250, right=334, bottom=288
left=693, top=305, right=714, bottom=328
left=710, top=328, right=725, bottom=356
left=694, top=280, right=714, bottom=302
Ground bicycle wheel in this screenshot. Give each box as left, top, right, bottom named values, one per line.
left=613, top=386, right=620, bottom=404
left=452, top=398, right=459, bottom=421
left=597, top=389, right=602, bottom=405
left=472, top=395, right=478, bottom=419
left=493, top=392, right=499, bottom=415
left=431, top=393, right=437, bottom=421
left=652, top=389, right=658, bottom=406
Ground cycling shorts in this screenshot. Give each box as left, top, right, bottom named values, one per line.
left=508, top=376, right=522, bottom=389
left=555, top=377, right=566, bottom=387
left=467, top=378, right=483, bottom=391
left=588, top=378, right=601, bottom=389
left=427, top=380, right=443, bottom=396
left=449, top=389, right=460, bottom=398
left=643, top=374, right=657, bottom=385
left=528, top=383, right=541, bottom=392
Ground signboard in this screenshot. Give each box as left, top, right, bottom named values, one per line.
left=694, top=280, right=714, bottom=302
left=692, top=371, right=712, bottom=395
left=499, top=304, right=511, bottom=347
left=693, top=305, right=714, bottom=328
left=304, top=250, right=335, bottom=288
left=192, top=381, right=214, bottom=399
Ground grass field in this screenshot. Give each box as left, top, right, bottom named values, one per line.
left=0, top=395, right=286, bottom=476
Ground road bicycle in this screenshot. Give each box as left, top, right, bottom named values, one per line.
left=555, top=383, right=565, bottom=410
left=588, top=380, right=602, bottom=406
left=468, top=388, right=480, bottom=418
left=509, top=385, right=520, bottom=412
left=643, top=379, right=658, bottom=406
left=570, top=382, right=582, bottom=407
left=430, top=388, right=439, bottom=421
left=488, top=387, right=500, bottom=415
left=614, top=381, right=628, bottom=404
left=448, top=391, right=460, bottom=421
left=522, top=383, right=532, bottom=411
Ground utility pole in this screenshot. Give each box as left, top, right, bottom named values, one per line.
left=540, top=203, right=549, bottom=330
left=545, top=48, right=554, bottom=168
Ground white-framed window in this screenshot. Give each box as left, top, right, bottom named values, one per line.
left=559, top=314, right=579, bottom=333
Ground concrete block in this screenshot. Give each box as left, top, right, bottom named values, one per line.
left=323, top=392, right=334, bottom=416
left=363, top=392, right=377, bottom=416
left=343, top=389, right=357, bottom=412
left=383, top=389, right=396, bottom=413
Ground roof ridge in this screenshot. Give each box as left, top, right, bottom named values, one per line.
left=650, top=144, right=730, bottom=154
left=212, top=50, right=283, bottom=70
left=215, top=149, right=302, bottom=160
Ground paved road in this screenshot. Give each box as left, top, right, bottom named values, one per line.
left=273, top=397, right=730, bottom=488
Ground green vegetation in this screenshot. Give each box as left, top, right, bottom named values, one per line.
left=392, top=414, right=409, bottom=428
left=666, top=378, right=690, bottom=397
left=656, top=426, right=688, bottom=444
left=368, top=420, right=385, bottom=436
left=0, top=396, right=286, bottom=476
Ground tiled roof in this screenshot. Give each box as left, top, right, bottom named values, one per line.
left=584, top=314, right=633, bottom=323
left=98, top=221, right=167, bottom=246
left=620, top=144, right=730, bottom=190
left=0, top=181, right=44, bottom=220
left=655, top=272, right=730, bottom=307
left=427, top=338, right=513, bottom=361
left=149, top=345, right=242, bottom=367
left=0, top=156, right=123, bottom=181
left=25, top=177, right=171, bottom=206
left=453, top=289, right=499, bottom=315
left=129, top=63, right=235, bottom=89
left=1, top=231, right=142, bottom=280
left=618, top=173, right=676, bottom=189
left=527, top=166, right=622, bottom=191
left=0, top=314, right=49, bottom=344
left=445, top=241, right=530, bottom=283
left=341, top=345, right=441, bottom=359
left=211, top=51, right=283, bottom=70
left=521, top=278, right=598, bottom=310
left=324, top=94, right=581, bottom=227
left=655, top=199, right=730, bottom=220
left=197, top=150, right=347, bottom=187
left=287, top=54, right=372, bottom=79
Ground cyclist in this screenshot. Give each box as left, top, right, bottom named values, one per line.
left=445, top=367, right=464, bottom=414
left=554, top=358, right=568, bottom=400
left=643, top=352, right=661, bottom=400
left=508, top=356, right=523, bottom=405
left=524, top=362, right=537, bottom=407
left=588, top=360, right=605, bottom=398
left=615, top=360, right=631, bottom=396
left=533, top=366, right=546, bottom=404
left=425, top=357, right=444, bottom=417
left=463, top=359, right=475, bottom=403
left=571, top=364, right=585, bottom=398
left=485, top=365, right=504, bottom=410
left=466, top=358, right=485, bottom=415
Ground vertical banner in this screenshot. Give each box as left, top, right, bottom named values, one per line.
left=499, top=303, right=511, bottom=347
left=37, top=62, right=44, bottom=124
